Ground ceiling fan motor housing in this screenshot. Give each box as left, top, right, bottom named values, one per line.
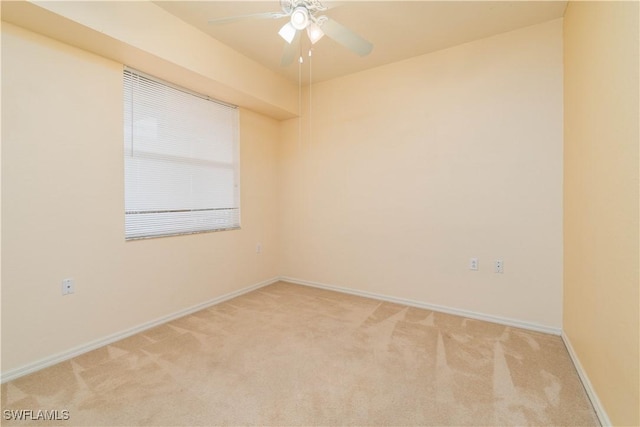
left=290, top=6, right=310, bottom=30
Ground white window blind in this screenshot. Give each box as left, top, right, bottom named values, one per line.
left=124, top=68, right=240, bottom=240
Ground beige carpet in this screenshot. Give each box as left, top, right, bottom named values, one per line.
left=1, top=281, right=599, bottom=426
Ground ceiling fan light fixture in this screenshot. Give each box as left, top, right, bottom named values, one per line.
left=290, top=6, right=310, bottom=30
left=278, top=22, right=297, bottom=44
left=307, top=22, right=324, bottom=44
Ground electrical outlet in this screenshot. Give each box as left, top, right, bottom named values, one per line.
left=495, top=260, right=504, bottom=274
left=469, top=258, right=479, bottom=271
left=256, top=243, right=262, bottom=254
left=62, top=278, right=75, bottom=295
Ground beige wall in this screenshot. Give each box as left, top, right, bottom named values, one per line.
left=563, top=2, right=640, bottom=425
left=1, top=23, right=280, bottom=373
left=279, top=20, right=564, bottom=329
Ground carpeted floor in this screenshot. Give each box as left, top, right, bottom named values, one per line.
left=1, top=281, right=599, bottom=426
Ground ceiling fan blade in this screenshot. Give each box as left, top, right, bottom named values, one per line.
left=208, top=11, right=288, bottom=26
left=320, top=17, right=373, bottom=56
left=281, top=32, right=301, bottom=67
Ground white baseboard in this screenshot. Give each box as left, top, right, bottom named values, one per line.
left=0, top=277, right=279, bottom=384
left=279, top=276, right=562, bottom=336
left=562, top=332, right=612, bottom=426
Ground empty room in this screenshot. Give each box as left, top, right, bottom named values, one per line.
left=1, top=1, right=638, bottom=426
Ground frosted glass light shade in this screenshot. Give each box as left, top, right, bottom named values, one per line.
left=307, top=22, right=324, bottom=44
left=278, top=22, right=297, bottom=44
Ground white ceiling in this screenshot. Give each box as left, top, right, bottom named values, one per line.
left=155, top=1, right=567, bottom=85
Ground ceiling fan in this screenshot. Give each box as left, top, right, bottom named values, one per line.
left=208, top=0, right=373, bottom=66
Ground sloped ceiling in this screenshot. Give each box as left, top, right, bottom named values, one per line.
left=155, top=1, right=567, bottom=85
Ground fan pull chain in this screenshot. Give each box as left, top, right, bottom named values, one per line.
left=308, top=48, right=313, bottom=145
left=298, top=46, right=302, bottom=149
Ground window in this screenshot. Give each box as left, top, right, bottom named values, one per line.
left=123, top=68, right=240, bottom=240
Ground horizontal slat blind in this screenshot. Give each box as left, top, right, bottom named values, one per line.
left=124, top=68, right=240, bottom=239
